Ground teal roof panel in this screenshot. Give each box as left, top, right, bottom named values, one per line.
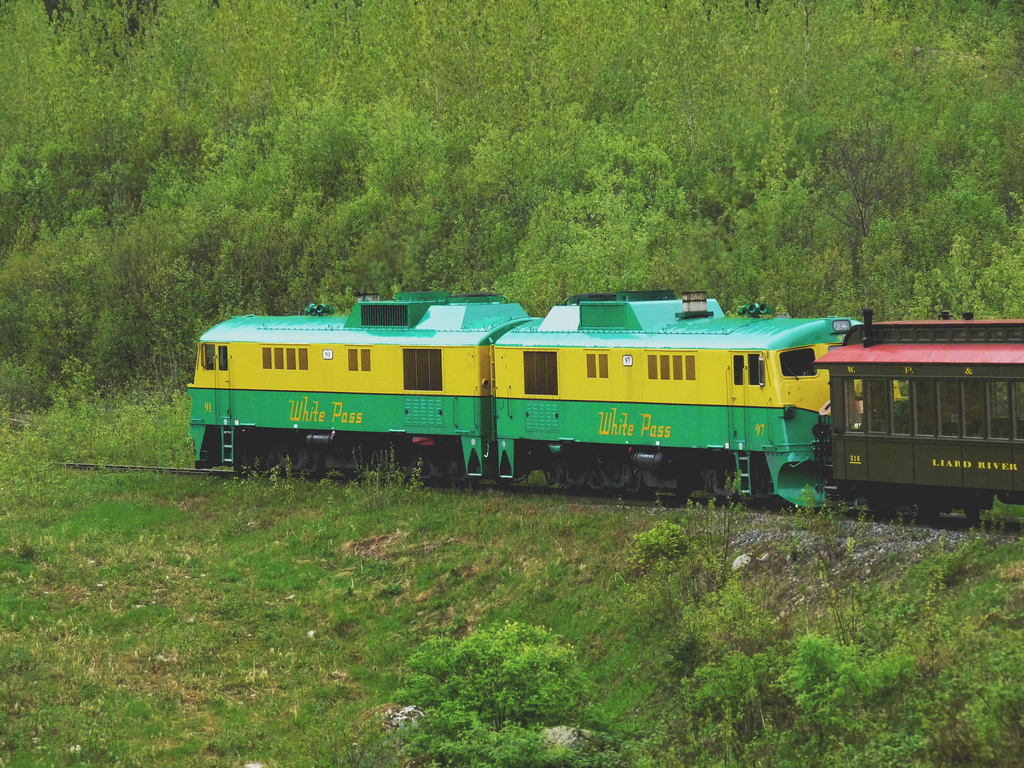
left=199, top=297, right=531, bottom=346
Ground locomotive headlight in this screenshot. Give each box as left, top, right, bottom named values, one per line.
left=831, top=319, right=852, bottom=334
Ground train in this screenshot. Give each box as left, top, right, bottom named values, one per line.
left=187, top=290, right=1024, bottom=519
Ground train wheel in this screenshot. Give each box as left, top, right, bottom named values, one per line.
left=259, top=446, right=287, bottom=474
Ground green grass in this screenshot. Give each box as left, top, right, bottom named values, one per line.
left=0, top=442, right=657, bottom=765
left=5, top=398, right=1024, bottom=766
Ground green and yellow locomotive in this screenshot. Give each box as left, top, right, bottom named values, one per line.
left=188, top=292, right=530, bottom=480
left=492, top=291, right=852, bottom=504
left=189, top=290, right=853, bottom=507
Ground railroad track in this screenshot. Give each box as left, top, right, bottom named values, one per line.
left=58, top=462, right=1019, bottom=533
left=61, top=463, right=235, bottom=479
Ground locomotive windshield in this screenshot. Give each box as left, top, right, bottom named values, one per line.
left=779, top=347, right=817, bottom=377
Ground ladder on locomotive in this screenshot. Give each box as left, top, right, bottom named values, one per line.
left=221, top=427, right=234, bottom=465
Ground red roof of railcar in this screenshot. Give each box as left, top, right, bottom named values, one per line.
left=818, top=344, right=1024, bottom=366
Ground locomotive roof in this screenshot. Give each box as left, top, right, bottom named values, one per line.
left=497, top=298, right=851, bottom=350
left=199, top=294, right=531, bottom=346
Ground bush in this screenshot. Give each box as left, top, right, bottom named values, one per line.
left=399, top=622, right=597, bottom=767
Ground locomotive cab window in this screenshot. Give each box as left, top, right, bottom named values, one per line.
left=732, top=354, right=764, bottom=386
left=780, top=348, right=817, bottom=378
left=735, top=354, right=765, bottom=386
left=740, top=353, right=765, bottom=386
left=200, top=344, right=228, bottom=371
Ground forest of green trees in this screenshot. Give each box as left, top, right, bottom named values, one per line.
left=2, top=0, right=1024, bottom=407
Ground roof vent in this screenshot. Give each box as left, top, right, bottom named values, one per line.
left=360, top=303, right=410, bottom=327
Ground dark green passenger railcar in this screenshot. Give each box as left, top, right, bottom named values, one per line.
left=817, top=312, right=1024, bottom=519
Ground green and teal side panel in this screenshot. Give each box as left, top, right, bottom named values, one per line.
left=189, top=387, right=496, bottom=474
left=493, top=397, right=826, bottom=503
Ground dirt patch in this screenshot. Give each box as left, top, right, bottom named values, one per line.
left=341, top=532, right=409, bottom=561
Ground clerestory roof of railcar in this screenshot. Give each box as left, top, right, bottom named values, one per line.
left=818, top=318, right=1024, bottom=367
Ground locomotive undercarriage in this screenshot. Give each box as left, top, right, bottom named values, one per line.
left=206, top=426, right=780, bottom=502
left=511, top=441, right=767, bottom=502
left=229, top=427, right=468, bottom=484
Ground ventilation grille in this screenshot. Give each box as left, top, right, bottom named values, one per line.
left=360, top=303, right=409, bottom=327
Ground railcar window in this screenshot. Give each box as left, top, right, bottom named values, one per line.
left=866, top=379, right=889, bottom=433
left=286, top=348, right=297, bottom=370
left=1015, top=382, right=1024, bottom=439
left=361, top=349, right=370, bottom=371
left=274, top=348, right=284, bottom=369
left=938, top=380, right=959, bottom=437
left=686, top=355, right=696, bottom=381
left=524, top=351, right=558, bottom=395
left=733, top=355, right=744, bottom=386
left=218, top=345, right=228, bottom=371
left=262, top=348, right=272, bottom=369
left=203, top=344, right=216, bottom=371
left=990, top=381, right=1010, bottom=440
left=914, top=380, right=936, bottom=436
left=963, top=380, right=985, bottom=438
left=845, top=379, right=864, bottom=431
left=780, top=348, right=817, bottom=377
left=299, top=349, right=309, bottom=370
left=892, top=379, right=911, bottom=435
left=404, top=348, right=443, bottom=391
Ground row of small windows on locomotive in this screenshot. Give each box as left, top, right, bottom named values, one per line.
left=533, top=349, right=811, bottom=395
left=648, top=353, right=697, bottom=381
left=262, top=347, right=309, bottom=371
left=844, top=377, right=1024, bottom=440
left=201, top=344, right=229, bottom=371
left=258, top=347, right=372, bottom=372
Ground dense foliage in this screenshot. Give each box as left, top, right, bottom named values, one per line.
left=2, top=0, right=1024, bottom=406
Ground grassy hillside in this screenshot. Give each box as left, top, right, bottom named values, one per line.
left=2, top=399, right=1024, bottom=766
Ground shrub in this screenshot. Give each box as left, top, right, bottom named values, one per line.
left=399, top=622, right=587, bottom=766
